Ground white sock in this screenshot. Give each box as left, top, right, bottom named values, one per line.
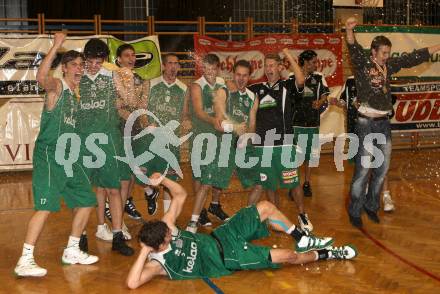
left=82, top=230, right=87, bottom=236
left=22, top=243, right=34, bottom=256
left=211, top=201, right=219, bottom=205
left=314, top=251, right=319, bottom=261
left=163, top=200, right=171, bottom=213
left=67, top=236, right=80, bottom=249
left=144, top=186, right=154, bottom=196
left=383, top=190, right=390, bottom=196
left=191, top=215, right=200, bottom=222
left=286, top=225, right=296, bottom=234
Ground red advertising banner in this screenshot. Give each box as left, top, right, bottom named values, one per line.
left=194, top=34, right=344, bottom=87
left=391, top=82, right=440, bottom=131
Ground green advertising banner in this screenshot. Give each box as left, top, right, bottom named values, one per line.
left=107, top=35, right=162, bottom=80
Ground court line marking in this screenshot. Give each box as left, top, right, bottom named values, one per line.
left=202, top=277, right=225, bottom=294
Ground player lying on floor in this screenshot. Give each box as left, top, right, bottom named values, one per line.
left=126, top=174, right=358, bottom=289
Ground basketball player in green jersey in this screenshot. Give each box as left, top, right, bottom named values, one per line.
left=114, top=44, right=149, bottom=233
left=213, top=59, right=263, bottom=204
left=126, top=173, right=357, bottom=289
left=77, top=38, right=133, bottom=256
left=140, top=53, right=191, bottom=216
left=187, top=54, right=230, bottom=232
left=15, top=33, right=99, bottom=277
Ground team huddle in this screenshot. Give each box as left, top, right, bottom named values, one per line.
left=14, top=16, right=440, bottom=290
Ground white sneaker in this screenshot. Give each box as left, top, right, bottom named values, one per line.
left=186, top=221, right=198, bottom=233
left=298, top=213, right=313, bottom=232
left=122, top=223, right=132, bottom=240
left=383, top=193, right=395, bottom=212
left=96, top=223, right=113, bottom=241
left=295, top=234, right=333, bottom=253
left=14, top=255, right=47, bottom=277
left=62, top=247, right=99, bottom=265
left=327, top=244, right=358, bottom=260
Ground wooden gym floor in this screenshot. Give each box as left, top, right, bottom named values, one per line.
left=1, top=149, right=439, bottom=293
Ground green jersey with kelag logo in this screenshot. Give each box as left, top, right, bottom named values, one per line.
left=149, top=229, right=232, bottom=280
left=148, top=76, right=187, bottom=125
left=225, top=87, right=255, bottom=132
left=77, top=68, right=119, bottom=134
left=35, top=79, right=78, bottom=152
left=191, top=76, right=225, bottom=135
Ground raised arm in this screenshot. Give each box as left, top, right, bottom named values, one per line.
left=190, top=83, right=222, bottom=131
left=37, top=32, right=65, bottom=110
left=126, top=245, right=166, bottom=290
left=282, top=48, right=304, bottom=87
left=137, top=79, right=150, bottom=128
left=344, top=17, right=369, bottom=70
left=154, top=175, right=188, bottom=231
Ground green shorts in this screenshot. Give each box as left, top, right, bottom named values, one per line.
left=213, top=205, right=280, bottom=271
left=254, top=145, right=300, bottom=191
left=235, top=146, right=259, bottom=189
left=32, top=145, right=97, bottom=212
left=115, top=135, right=135, bottom=181
left=293, top=126, right=320, bottom=162
left=190, top=133, right=235, bottom=189
left=132, top=134, right=181, bottom=184
left=81, top=131, right=122, bottom=189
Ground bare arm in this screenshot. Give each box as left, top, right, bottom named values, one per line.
left=282, top=48, right=305, bottom=87
left=37, top=33, right=65, bottom=110
left=150, top=175, right=187, bottom=231
left=214, top=87, right=227, bottom=121
left=345, top=17, right=357, bottom=45
left=191, top=83, right=222, bottom=131
left=126, top=245, right=166, bottom=290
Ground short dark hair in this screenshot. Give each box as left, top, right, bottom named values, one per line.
left=299, top=50, right=318, bottom=66
left=370, top=35, right=392, bottom=51
left=116, top=43, right=135, bottom=57
left=264, top=53, right=282, bottom=64
left=84, top=38, right=109, bottom=59
left=233, top=59, right=252, bottom=74
left=202, top=53, right=220, bottom=66
left=138, top=220, right=169, bottom=250
left=61, top=50, right=84, bottom=65
left=162, top=53, right=179, bottom=64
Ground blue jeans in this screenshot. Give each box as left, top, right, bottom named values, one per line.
left=348, top=116, right=392, bottom=217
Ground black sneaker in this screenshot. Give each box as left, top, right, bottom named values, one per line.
left=104, top=201, right=112, bottom=222
left=349, top=214, right=363, bottom=228
left=364, top=206, right=380, bottom=223
left=112, top=231, right=134, bottom=256
left=303, top=182, right=312, bottom=197
left=198, top=208, right=212, bottom=227
left=208, top=203, right=230, bottom=222
left=145, top=188, right=160, bottom=215
left=125, top=197, right=142, bottom=220
left=79, top=234, right=88, bottom=253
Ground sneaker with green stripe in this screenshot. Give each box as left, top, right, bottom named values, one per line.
left=295, top=234, right=333, bottom=253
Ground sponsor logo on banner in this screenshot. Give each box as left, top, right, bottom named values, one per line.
left=329, top=38, right=341, bottom=44
left=210, top=50, right=265, bottom=81
left=280, top=38, right=294, bottom=45
left=313, top=38, right=325, bottom=45
left=194, top=34, right=343, bottom=87
left=215, top=42, right=228, bottom=47
left=297, top=38, right=309, bottom=45
left=199, top=39, right=212, bottom=46
left=391, top=82, right=440, bottom=131
left=264, top=38, right=277, bottom=45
